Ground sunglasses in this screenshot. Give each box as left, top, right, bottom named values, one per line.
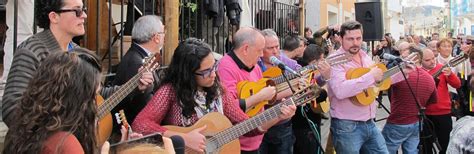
left=195, top=61, right=218, bottom=78
left=464, top=41, right=473, bottom=45
left=55, top=8, right=87, bottom=17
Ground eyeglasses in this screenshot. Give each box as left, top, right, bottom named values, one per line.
left=464, top=41, right=472, bottom=45
left=55, top=8, right=87, bottom=17
left=195, top=62, right=218, bottom=78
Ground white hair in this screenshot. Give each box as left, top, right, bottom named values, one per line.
left=132, top=15, right=164, bottom=44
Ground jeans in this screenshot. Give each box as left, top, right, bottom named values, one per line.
left=259, top=120, right=295, bottom=154
left=382, top=122, right=420, bottom=154
left=330, top=118, right=389, bottom=154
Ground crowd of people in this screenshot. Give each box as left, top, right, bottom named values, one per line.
left=0, top=0, right=473, bottom=153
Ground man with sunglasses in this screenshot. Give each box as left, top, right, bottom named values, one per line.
left=2, top=0, right=154, bottom=127
left=111, top=15, right=165, bottom=139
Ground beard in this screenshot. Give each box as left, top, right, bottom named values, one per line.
left=348, top=46, right=361, bottom=54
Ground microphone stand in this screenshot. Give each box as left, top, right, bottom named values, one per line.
left=278, top=64, right=296, bottom=94
left=395, top=61, right=441, bottom=153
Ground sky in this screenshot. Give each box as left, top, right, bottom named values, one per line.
left=401, top=0, right=445, bottom=7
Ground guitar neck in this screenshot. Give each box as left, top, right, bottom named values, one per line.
left=432, top=55, right=468, bottom=78
left=209, top=91, right=314, bottom=148
left=271, top=58, right=342, bottom=85
left=432, top=65, right=448, bottom=78
left=382, top=63, right=406, bottom=80
left=97, top=73, right=142, bottom=119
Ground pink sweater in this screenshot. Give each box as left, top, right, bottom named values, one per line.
left=217, top=54, right=264, bottom=151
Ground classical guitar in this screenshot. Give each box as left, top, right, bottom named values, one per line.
left=164, top=85, right=321, bottom=154
left=239, top=52, right=351, bottom=117
left=97, top=54, right=160, bottom=144
left=346, top=52, right=418, bottom=106
left=432, top=54, right=468, bottom=85
left=115, top=109, right=133, bottom=140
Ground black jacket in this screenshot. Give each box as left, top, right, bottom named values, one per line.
left=112, top=43, right=156, bottom=125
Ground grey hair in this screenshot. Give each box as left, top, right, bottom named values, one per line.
left=261, top=29, right=278, bottom=38
left=132, top=15, right=164, bottom=44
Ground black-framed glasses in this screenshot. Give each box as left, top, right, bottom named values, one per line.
left=55, top=8, right=87, bottom=17
left=195, top=61, right=218, bottom=78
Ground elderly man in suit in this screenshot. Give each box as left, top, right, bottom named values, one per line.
left=112, top=15, right=165, bottom=127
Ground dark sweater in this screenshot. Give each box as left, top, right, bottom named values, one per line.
left=388, top=68, right=437, bottom=124
left=2, top=30, right=117, bottom=127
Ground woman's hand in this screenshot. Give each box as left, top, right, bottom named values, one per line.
left=183, top=125, right=207, bottom=152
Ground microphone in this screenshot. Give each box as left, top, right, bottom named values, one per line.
left=269, top=56, right=301, bottom=77
left=170, top=135, right=185, bottom=154
left=382, top=53, right=404, bottom=63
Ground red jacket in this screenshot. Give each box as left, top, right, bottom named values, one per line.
left=426, top=64, right=461, bottom=115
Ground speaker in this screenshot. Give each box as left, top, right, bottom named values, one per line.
left=355, top=1, right=383, bottom=41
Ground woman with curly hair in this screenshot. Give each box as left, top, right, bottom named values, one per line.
left=3, top=48, right=103, bottom=154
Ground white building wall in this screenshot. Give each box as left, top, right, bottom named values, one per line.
left=305, top=0, right=321, bottom=31
left=386, top=0, right=404, bottom=40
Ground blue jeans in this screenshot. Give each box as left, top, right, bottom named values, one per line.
left=382, top=122, right=420, bottom=154
left=259, top=120, right=295, bottom=154
left=330, top=118, right=388, bottom=154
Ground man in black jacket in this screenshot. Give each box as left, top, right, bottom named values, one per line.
left=112, top=15, right=164, bottom=127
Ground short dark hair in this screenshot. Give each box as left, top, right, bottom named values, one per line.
left=300, top=44, right=325, bottom=65
left=339, top=20, right=363, bottom=38
left=36, top=0, right=65, bottom=29
left=282, top=35, right=302, bottom=51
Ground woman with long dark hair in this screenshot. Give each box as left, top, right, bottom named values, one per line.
left=3, top=48, right=103, bottom=154
left=132, top=38, right=296, bottom=152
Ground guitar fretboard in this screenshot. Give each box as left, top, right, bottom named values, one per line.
left=207, top=89, right=316, bottom=150
left=432, top=54, right=468, bottom=78
left=270, top=56, right=348, bottom=85
left=98, top=72, right=143, bottom=119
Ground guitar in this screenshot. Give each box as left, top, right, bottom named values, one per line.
left=97, top=54, right=160, bottom=144
left=164, top=85, right=321, bottom=154
left=239, top=52, right=351, bottom=117
left=432, top=54, right=468, bottom=85
left=346, top=52, right=418, bottom=106
left=115, top=109, right=133, bottom=140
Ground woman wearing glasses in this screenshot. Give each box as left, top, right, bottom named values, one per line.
left=132, top=38, right=295, bottom=152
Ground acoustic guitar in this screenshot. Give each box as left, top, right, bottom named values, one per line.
left=164, top=85, right=321, bottom=154
left=115, top=109, right=133, bottom=140
left=432, top=54, right=468, bottom=85
left=97, top=54, right=160, bottom=144
left=239, top=52, right=351, bottom=117
left=346, top=52, right=418, bottom=106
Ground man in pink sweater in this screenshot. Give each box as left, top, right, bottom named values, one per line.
left=218, top=27, right=297, bottom=153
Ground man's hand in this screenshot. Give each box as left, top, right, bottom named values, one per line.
left=369, top=67, right=383, bottom=82
left=442, top=67, right=452, bottom=76
left=137, top=68, right=154, bottom=91
left=258, top=86, right=277, bottom=102
left=317, top=60, right=331, bottom=81
left=278, top=104, right=297, bottom=121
